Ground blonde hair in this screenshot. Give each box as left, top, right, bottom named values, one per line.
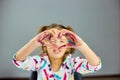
left=37, top=23, right=76, bottom=55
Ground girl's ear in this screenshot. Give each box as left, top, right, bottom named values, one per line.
left=42, top=46, right=47, bottom=53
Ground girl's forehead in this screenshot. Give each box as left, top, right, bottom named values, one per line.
left=51, top=35, right=67, bottom=40
left=49, top=28, right=64, bottom=32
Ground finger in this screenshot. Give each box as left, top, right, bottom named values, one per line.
left=61, top=29, right=77, bottom=42
left=58, top=43, right=76, bottom=49
left=50, top=29, right=58, bottom=39
left=57, top=32, right=62, bottom=39
left=58, top=40, right=75, bottom=49
left=66, top=33, right=76, bottom=42
left=63, top=29, right=83, bottom=46
left=37, top=31, right=47, bottom=41
left=37, top=30, right=54, bottom=46
left=58, top=44, right=67, bottom=49
left=68, top=40, right=76, bottom=46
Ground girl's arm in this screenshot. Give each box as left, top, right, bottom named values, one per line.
left=78, top=41, right=101, bottom=66
left=15, top=29, right=54, bottom=61
left=61, top=29, right=101, bottom=66
left=15, top=37, right=40, bottom=61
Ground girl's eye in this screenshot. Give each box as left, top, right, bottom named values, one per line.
left=51, top=40, right=55, bottom=43
left=60, top=40, right=65, bottom=43
left=50, top=40, right=56, bottom=43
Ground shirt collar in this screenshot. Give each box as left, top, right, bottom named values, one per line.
left=41, top=54, right=72, bottom=65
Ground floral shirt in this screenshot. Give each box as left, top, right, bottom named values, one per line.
left=12, top=54, right=101, bottom=80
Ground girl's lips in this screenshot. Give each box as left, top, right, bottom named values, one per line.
left=53, top=49, right=61, bottom=54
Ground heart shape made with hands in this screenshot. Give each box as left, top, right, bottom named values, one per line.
left=37, top=29, right=81, bottom=52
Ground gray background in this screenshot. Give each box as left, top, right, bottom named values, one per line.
left=0, top=0, right=120, bottom=78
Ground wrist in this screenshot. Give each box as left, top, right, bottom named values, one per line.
left=77, top=42, right=89, bottom=51
left=30, top=37, right=40, bottom=48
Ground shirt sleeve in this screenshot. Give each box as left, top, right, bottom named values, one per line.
left=12, top=55, right=42, bottom=71
left=71, top=56, right=102, bottom=74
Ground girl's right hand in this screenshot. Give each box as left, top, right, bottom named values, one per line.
left=34, top=29, right=55, bottom=47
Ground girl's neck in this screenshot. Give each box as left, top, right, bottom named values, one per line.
left=49, top=57, right=63, bottom=72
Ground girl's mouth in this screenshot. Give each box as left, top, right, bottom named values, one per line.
left=53, top=49, right=61, bottom=54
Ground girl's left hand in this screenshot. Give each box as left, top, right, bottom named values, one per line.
left=59, top=29, right=85, bottom=49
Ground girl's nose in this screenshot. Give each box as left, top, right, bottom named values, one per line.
left=56, top=40, right=62, bottom=47
left=52, top=43, right=59, bottom=48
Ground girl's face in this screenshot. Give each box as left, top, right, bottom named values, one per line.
left=46, top=29, right=68, bottom=59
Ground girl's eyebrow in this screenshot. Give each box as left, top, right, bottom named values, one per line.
left=50, top=39, right=56, bottom=41
left=60, top=38, right=67, bottom=41
left=50, top=38, right=56, bottom=41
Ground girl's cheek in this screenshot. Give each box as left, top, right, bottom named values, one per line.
left=48, top=46, right=54, bottom=50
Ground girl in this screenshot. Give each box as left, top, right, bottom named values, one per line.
left=12, top=24, right=102, bottom=80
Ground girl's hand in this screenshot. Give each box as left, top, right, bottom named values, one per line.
left=60, top=29, right=85, bottom=49
left=36, top=29, right=55, bottom=46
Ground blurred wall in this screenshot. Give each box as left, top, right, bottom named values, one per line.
left=0, top=0, right=119, bottom=78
